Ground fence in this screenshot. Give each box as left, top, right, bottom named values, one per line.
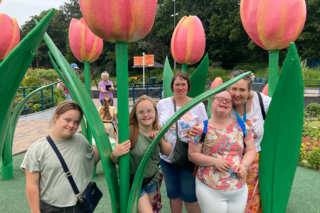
left=14, top=86, right=55, bottom=115
left=129, top=85, right=163, bottom=107
left=304, top=80, right=320, bottom=96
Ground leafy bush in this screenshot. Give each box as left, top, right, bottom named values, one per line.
left=307, top=147, right=320, bottom=168
left=21, top=76, right=41, bottom=87
left=32, top=104, right=42, bottom=113
left=299, top=143, right=307, bottom=162
left=306, top=103, right=320, bottom=117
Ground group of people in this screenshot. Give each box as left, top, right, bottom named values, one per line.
left=22, top=69, right=271, bottom=213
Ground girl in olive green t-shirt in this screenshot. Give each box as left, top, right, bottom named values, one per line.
left=111, top=95, right=172, bottom=213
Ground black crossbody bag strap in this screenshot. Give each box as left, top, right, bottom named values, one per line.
left=46, top=135, right=81, bottom=197
left=173, top=98, right=180, bottom=139
left=256, top=92, right=266, bottom=120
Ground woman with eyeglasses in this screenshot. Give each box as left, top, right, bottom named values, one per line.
left=157, top=71, right=207, bottom=213
left=189, top=91, right=256, bottom=213
left=228, top=70, right=271, bottom=213
left=111, top=95, right=172, bottom=213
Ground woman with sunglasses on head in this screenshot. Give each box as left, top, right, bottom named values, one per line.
left=21, top=101, right=101, bottom=213
left=228, top=70, right=271, bottom=213
left=157, top=71, right=207, bottom=213
left=189, top=91, right=256, bottom=213
left=111, top=95, right=172, bottom=213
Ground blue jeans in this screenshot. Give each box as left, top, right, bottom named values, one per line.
left=160, top=159, right=198, bottom=203
left=139, top=182, right=157, bottom=198
left=66, top=94, right=72, bottom=101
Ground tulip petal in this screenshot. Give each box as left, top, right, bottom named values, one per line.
left=0, top=14, right=20, bottom=60
left=211, top=77, right=223, bottom=89
left=80, top=0, right=135, bottom=42
left=127, top=0, right=157, bottom=42
left=81, top=18, right=103, bottom=62
left=262, top=83, right=268, bottom=96
left=171, top=16, right=205, bottom=65
left=69, top=19, right=86, bottom=62
left=241, top=0, right=306, bottom=50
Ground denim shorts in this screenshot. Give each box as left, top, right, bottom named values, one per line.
left=39, top=200, right=87, bottom=213
left=160, top=159, right=198, bottom=203
left=139, top=182, right=157, bottom=198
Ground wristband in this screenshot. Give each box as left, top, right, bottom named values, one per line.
left=240, top=162, right=248, bottom=171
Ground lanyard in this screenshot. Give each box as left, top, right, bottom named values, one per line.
left=233, top=102, right=247, bottom=123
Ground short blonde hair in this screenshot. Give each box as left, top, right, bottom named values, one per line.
left=101, top=71, right=109, bottom=79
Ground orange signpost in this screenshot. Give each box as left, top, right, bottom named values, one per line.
left=134, top=54, right=154, bottom=66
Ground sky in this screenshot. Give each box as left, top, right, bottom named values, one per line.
left=0, top=0, right=66, bottom=27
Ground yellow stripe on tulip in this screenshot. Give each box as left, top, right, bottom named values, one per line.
left=211, top=77, right=223, bottom=89
left=186, top=17, right=195, bottom=65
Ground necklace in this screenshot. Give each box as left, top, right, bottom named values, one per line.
left=233, top=102, right=247, bottom=123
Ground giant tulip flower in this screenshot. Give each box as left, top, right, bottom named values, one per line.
left=79, top=0, right=157, bottom=42
left=240, top=0, right=306, bottom=50
left=211, top=77, right=223, bottom=89
left=0, top=14, right=20, bottom=60
left=171, top=16, right=205, bottom=65
left=69, top=18, right=103, bottom=63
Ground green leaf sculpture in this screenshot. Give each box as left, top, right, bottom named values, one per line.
left=1, top=82, right=59, bottom=180
left=187, top=53, right=209, bottom=98
left=163, top=57, right=174, bottom=98
left=127, top=72, right=251, bottom=213
left=37, top=29, right=119, bottom=211
left=0, top=9, right=55, bottom=162
left=259, top=43, right=304, bottom=213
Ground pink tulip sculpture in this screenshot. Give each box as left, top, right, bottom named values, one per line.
left=240, top=0, right=306, bottom=97
left=171, top=15, right=206, bottom=73
left=69, top=18, right=103, bottom=95
left=79, top=0, right=157, bottom=212
left=207, top=77, right=223, bottom=118
left=0, top=13, right=20, bottom=63
left=262, top=83, right=268, bottom=96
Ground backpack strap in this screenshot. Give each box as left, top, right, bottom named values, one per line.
left=256, top=91, right=266, bottom=120
left=200, top=120, right=208, bottom=143
left=236, top=119, right=246, bottom=148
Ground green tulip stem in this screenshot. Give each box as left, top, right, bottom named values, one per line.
left=115, top=41, right=130, bottom=213
left=0, top=60, right=2, bottom=65
left=182, top=64, right=188, bottom=73
left=268, top=50, right=280, bottom=97
left=84, top=61, right=95, bottom=178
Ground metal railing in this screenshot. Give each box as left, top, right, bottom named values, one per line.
left=129, top=85, right=163, bottom=107
left=13, top=85, right=56, bottom=115
left=304, top=80, right=320, bottom=96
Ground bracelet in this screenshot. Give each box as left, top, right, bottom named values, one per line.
left=210, top=158, right=214, bottom=167
left=240, top=162, right=248, bottom=171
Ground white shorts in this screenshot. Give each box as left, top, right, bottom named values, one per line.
left=196, top=178, right=248, bottom=213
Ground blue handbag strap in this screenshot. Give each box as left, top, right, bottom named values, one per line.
left=200, top=120, right=208, bottom=143
left=46, top=135, right=80, bottom=196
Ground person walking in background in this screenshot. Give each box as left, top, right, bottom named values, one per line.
left=99, top=71, right=114, bottom=106
left=157, top=71, right=207, bottom=213
left=59, top=63, right=80, bottom=101
left=189, top=91, right=256, bottom=213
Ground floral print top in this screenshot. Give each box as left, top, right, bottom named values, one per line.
left=190, top=119, right=253, bottom=191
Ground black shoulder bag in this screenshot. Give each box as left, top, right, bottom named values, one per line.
left=170, top=98, right=195, bottom=171
left=46, top=135, right=102, bottom=213
left=256, top=92, right=266, bottom=120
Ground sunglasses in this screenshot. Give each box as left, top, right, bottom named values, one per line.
left=232, top=70, right=251, bottom=77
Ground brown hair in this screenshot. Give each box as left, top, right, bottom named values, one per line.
left=229, top=70, right=254, bottom=99
left=50, top=101, right=83, bottom=125
left=129, top=95, right=161, bottom=150
left=98, top=95, right=113, bottom=120
left=171, top=71, right=191, bottom=93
